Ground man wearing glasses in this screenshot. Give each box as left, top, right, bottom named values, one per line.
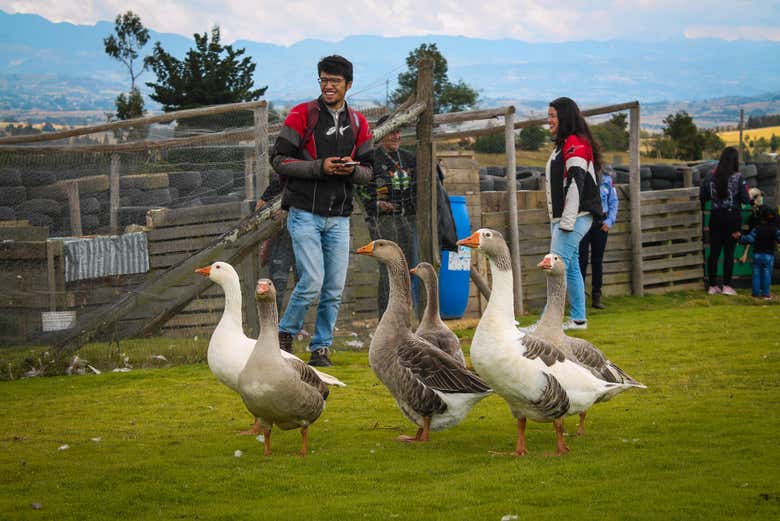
left=270, top=55, right=373, bottom=367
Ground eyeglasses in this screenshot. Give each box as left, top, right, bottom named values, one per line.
left=318, top=77, right=344, bottom=86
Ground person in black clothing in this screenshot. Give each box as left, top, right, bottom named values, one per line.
left=269, top=55, right=373, bottom=366
left=356, top=114, right=418, bottom=317
left=256, top=173, right=295, bottom=318
left=700, top=146, right=750, bottom=295
left=739, top=204, right=780, bottom=300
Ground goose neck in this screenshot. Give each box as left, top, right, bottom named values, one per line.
left=536, top=272, right=566, bottom=339
left=221, top=277, right=244, bottom=330
left=484, top=256, right=515, bottom=321
left=381, top=257, right=413, bottom=329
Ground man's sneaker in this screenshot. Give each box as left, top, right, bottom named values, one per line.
left=721, top=285, right=737, bottom=296
left=562, top=319, right=587, bottom=331
left=278, top=331, right=293, bottom=353
left=309, top=347, right=333, bottom=367
left=707, top=286, right=722, bottom=295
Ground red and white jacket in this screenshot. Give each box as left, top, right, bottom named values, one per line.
left=545, top=134, right=602, bottom=230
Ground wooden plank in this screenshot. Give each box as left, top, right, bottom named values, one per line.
left=434, top=107, right=509, bottom=125
left=640, top=187, right=698, bottom=201
left=629, top=104, right=643, bottom=296
left=416, top=57, right=436, bottom=267
left=149, top=235, right=220, bottom=256
left=643, top=253, right=703, bottom=271
left=110, top=154, right=120, bottom=234
left=64, top=181, right=82, bottom=237
left=147, top=220, right=240, bottom=242
left=147, top=201, right=248, bottom=228
left=0, top=241, right=51, bottom=259
left=645, top=281, right=703, bottom=294
left=0, top=226, right=48, bottom=241
left=643, top=268, right=703, bottom=285
left=642, top=242, right=702, bottom=258
left=641, top=229, right=702, bottom=243
left=254, top=104, right=269, bottom=198
left=640, top=200, right=700, bottom=216
left=162, top=312, right=222, bottom=328
left=641, top=214, right=701, bottom=230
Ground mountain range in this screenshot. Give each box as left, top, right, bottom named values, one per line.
left=2, top=10, right=780, bottom=128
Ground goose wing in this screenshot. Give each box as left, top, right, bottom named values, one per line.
left=397, top=339, right=491, bottom=394
left=566, top=337, right=644, bottom=386
left=285, top=357, right=330, bottom=400
left=522, top=334, right=568, bottom=366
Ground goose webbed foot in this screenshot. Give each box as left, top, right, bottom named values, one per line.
left=576, top=412, right=586, bottom=437
left=262, top=427, right=272, bottom=456
left=299, top=426, right=309, bottom=456
left=397, top=417, right=431, bottom=443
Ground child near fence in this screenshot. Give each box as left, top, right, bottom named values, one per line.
left=739, top=204, right=780, bottom=300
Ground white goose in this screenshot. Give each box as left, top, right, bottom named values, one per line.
left=195, top=261, right=345, bottom=434
left=535, top=252, right=645, bottom=436
left=411, top=262, right=467, bottom=366
left=238, top=279, right=328, bottom=456
left=357, top=240, right=491, bottom=442
left=459, top=229, right=642, bottom=456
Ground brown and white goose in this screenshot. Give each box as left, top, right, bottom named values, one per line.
left=357, top=240, right=491, bottom=442
left=535, top=252, right=645, bottom=435
left=237, top=279, right=328, bottom=456
left=195, top=261, right=344, bottom=434
left=410, top=262, right=466, bottom=366
left=459, top=229, right=642, bottom=456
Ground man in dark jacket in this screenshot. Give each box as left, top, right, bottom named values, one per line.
left=269, top=55, right=373, bottom=366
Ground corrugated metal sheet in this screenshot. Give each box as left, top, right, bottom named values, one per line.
left=62, top=232, right=150, bottom=282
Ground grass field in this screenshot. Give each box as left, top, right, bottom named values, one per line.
left=1, top=290, right=779, bottom=520
left=718, top=126, right=780, bottom=148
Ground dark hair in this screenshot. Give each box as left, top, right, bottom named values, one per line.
left=713, top=146, right=739, bottom=200
left=318, top=55, right=353, bottom=83
left=549, top=97, right=601, bottom=172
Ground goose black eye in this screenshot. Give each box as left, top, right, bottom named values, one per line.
left=216, top=265, right=221, bottom=269
left=485, top=232, right=492, bottom=238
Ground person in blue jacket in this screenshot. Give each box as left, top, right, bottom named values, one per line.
left=579, top=166, right=619, bottom=309
left=739, top=204, right=780, bottom=300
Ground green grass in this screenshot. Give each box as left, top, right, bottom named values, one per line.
left=1, top=290, right=780, bottom=520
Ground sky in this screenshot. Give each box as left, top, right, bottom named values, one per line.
left=1, top=0, right=779, bottom=45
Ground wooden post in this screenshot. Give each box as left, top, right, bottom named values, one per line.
left=738, top=108, right=744, bottom=164
left=65, top=180, right=82, bottom=237
left=504, top=106, right=524, bottom=315
left=46, top=240, right=56, bottom=311
left=682, top=166, right=693, bottom=188
left=244, top=148, right=255, bottom=201
left=254, top=103, right=269, bottom=200
left=110, top=153, right=120, bottom=234
left=629, top=105, right=644, bottom=296
left=415, top=58, right=435, bottom=266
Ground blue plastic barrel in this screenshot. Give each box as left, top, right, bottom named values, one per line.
left=439, top=195, right=472, bottom=319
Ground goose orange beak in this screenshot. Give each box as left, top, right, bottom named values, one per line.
left=195, top=266, right=211, bottom=277
left=409, top=267, right=417, bottom=275
left=256, top=279, right=271, bottom=294
left=538, top=257, right=553, bottom=270
left=457, top=231, right=480, bottom=249
left=356, top=242, right=375, bottom=256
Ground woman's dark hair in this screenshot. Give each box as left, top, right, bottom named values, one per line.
left=549, top=96, right=602, bottom=172
left=318, top=55, right=353, bottom=83
left=713, top=146, right=739, bottom=200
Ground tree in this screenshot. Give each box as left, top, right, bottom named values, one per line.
left=115, top=88, right=145, bottom=120
left=700, top=129, right=725, bottom=158
left=518, top=126, right=546, bottom=151
left=390, top=43, right=478, bottom=113
left=472, top=133, right=505, bottom=153
left=662, top=111, right=704, bottom=160
left=104, top=11, right=150, bottom=91
left=770, top=133, right=779, bottom=152
left=145, top=26, right=267, bottom=112
left=591, top=113, right=629, bottom=151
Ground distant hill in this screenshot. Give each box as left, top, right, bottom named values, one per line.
left=1, top=10, right=780, bottom=128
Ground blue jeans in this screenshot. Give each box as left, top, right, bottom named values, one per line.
left=752, top=252, right=774, bottom=297
left=550, top=214, right=593, bottom=321
left=279, top=207, right=350, bottom=351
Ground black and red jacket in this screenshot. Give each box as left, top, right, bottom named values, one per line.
left=545, top=134, right=602, bottom=230
left=270, top=97, right=373, bottom=217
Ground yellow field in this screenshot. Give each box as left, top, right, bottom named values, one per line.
left=718, top=125, right=780, bottom=147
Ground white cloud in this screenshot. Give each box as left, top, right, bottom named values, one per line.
left=0, top=0, right=778, bottom=44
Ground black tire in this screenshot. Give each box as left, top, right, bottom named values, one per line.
left=55, top=169, right=83, bottom=181
left=649, top=164, right=678, bottom=181
left=16, top=198, right=62, bottom=217
left=168, top=171, right=203, bottom=193
left=491, top=176, right=507, bottom=191
left=0, top=186, right=27, bottom=206
left=485, top=166, right=505, bottom=177
left=80, top=197, right=101, bottom=215
left=21, top=170, right=57, bottom=187
left=118, top=206, right=151, bottom=227
left=756, top=162, right=778, bottom=180
left=741, top=164, right=758, bottom=178
left=640, top=166, right=652, bottom=180
left=641, top=180, right=652, bottom=191
left=616, top=172, right=630, bottom=184
left=515, top=168, right=536, bottom=180
left=200, top=194, right=241, bottom=205
left=132, top=188, right=173, bottom=206
left=479, top=176, right=494, bottom=192
left=651, top=178, right=676, bottom=190
left=0, top=168, right=22, bottom=186
left=81, top=214, right=101, bottom=233
left=201, top=170, right=235, bottom=190
left=518, top=177, right=539, bottom=190
left=0, top=206, right=15, bottom=220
